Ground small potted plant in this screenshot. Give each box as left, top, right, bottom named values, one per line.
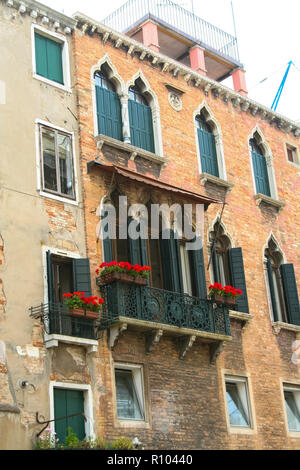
left=223, top=285, right=242, bottom=307
left=62, top=292, right=104, bottom=319
left=96, top=261, right=151, bottom=286
left=208, top=283, right=225, bottom=304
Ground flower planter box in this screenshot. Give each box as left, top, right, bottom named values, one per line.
left=224, top=296, right=237, bottom=307
left=99, top=271, right=147, bottom=286
left=210, top=293, right=224, bottom=305
left=68, top=308, right=99, bottom=320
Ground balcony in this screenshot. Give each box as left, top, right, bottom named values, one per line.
left=98, top=280, right=231, bottom=361
left=101, top=0, right=241, bottom=78
left=29, top=303, right=99, bottom=351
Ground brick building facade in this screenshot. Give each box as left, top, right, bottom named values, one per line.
left=0, top=0, right=300, bottom=450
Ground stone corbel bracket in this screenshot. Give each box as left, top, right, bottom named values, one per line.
left=145, top=329, right=163, bottom=354
left=179, top=335, right=196, bottom=360
left=210, top=340, right=225, bottom=364
left=272, top=321, right=300, bottom=337
left=109, top=323, right=128, bottom=350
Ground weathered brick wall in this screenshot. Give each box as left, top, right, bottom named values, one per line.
left=73, top=29, right=300, bottom=449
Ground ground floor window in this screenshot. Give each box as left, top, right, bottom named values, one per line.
left=114, top=364, right=145, bottom=421
left=225, top=376, right=251, bottom=428
left=283, top=386, right=300, bottom=432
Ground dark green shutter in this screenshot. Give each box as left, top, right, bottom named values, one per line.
left=129, top=100, right=155, bottom=153
left=95, top=86, right=122, bottom=140
left=197, top=127, right=219, bottom=177
left=228, top=248, right=249, bottom=313
left=160, top=230, right=183, bottom=293
left=102, top=210, right=113, bottom=262
left=46, top=250, right=54, bottom=305
left=211, top=247, right=220, bottom=284
left=251, top=151, right=271, bottom=196
left=54, top=388, right=85, bottom=445
left=191, top=240, right=207, bottom=299
left=35, top=33, right=63, bottom=85
left=281, top=264, right=300, bottom=326
left=72, top=259, right=92, bottom=297
left=266, top=258, right=279, bottom=322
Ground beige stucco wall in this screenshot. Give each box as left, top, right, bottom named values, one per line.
left=0, top=3, right=88, bottom=448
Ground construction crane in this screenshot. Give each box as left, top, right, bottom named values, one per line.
left=271, top=60, right=293, bottom=111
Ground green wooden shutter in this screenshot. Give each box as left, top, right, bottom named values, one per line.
left=95, top=86, right=122, bottom=141
left=129, top=100, right=155, bottom=153
left=251, top=151, right=271, bottom=196
left=72, top=259, right=92, bottom=297
left=102, top=210, right=113, bottom=262
left=228, top=248, right=249, bottom=313
left=35, top=33, right=63, bottom=85
left=197, top=127, right=219, bottom=177
left=54, top=388, right=85, bottom=445
left=160, top=230, right=183, bottom=293
left=46, top=250, right=54, bottom=305
left=35, top=34, right=48, bottom=79
left=281, top=264, right=300, bottom=326
left=211, top=247, right=220, bottom=284
left=266, top=258, right=279, bottom=322
left=191, top=239, right=207, bottom=299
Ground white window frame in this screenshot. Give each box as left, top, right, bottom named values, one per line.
left=41, top=246, right=97, bottom=351
left=281, top=380, right=300, bottom=437
left=49, top=381, right=95, bottom=442
left=31, top=24, right=71, bottom=93
left=113, top=362, right=148, bottom=427
left=222, top=371, right=257, bottom=435
left=35, top=119, right=79, bottom=206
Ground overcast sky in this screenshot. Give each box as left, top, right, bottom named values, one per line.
left=42, top=0, right=300, bottom=122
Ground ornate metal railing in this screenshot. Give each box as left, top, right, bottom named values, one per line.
left=98, top=282, right=231, bottom=336
left=101, top=0, right=240, bottom=62
left=29, top=303, right=98, bottom=340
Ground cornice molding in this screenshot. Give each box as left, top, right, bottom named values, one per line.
left=3, top=0, right=76, bottom=32
left=73, top=12, right=300, bottom=139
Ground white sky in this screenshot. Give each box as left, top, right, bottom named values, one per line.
left=42, top=0, right=300, bottom=122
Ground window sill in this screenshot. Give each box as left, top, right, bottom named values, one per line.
left=272, top=321, right=300, bottom=336
left=116, top=419, right=150, bottom=429
left=39, top=190, right=79, bottom=206
left=254, top=193, right=285, bottom=210
left=44, top=333, right=98, bottom=353
left=95, top=134, right=167, bottom=168
left=33, top=74, right=71, bottom=94
left=200, top=173, right=234, bottom=191
left=229, top=310, right=254, bottom=329
left=228, top=426, right=256, bottom=435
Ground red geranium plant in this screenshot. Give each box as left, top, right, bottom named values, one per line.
left=209, top=283, right=242, bottom=306
left=63, top=292, right=104, bottom=313
left=96, top=261, right=151, bottom=279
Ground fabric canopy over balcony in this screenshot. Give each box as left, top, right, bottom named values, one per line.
left=87, top=160, right=222, bottom=207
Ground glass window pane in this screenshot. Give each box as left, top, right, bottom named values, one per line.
left=284, top=391, right=300, bottom=432
left=115, top=369, right=143, bottom=420
left=58, top=133, right=74, bottom=197
left=226, top=382, right=250, bottom=427
left=42, top=128, right=57, bottom=192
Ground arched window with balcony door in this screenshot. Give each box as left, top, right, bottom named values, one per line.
left=128, top=82, right=155, bottom=153
left=250, top=133, right=271, bottom=197
left=265, top=237, right=300, bottom=325
left=94, top=68, right=122, bottom=141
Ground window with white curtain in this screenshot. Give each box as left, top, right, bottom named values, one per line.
left=114, top=365, right=145, bottom=421
left=283, top=386, right=300, bottom=432
left=225, top=376, right=251, bottom=428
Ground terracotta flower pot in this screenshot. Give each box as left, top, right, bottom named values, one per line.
left=224, top=296, right=237, bottom=307
left=68, top=308, right=99, bottom=320
left=99, top=271, right=147, bottom=286
left=210, top=293, right=224, bottom=305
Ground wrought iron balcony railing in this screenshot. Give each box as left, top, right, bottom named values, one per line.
left=101, top=0, right=240, bottom=62
left=29, top=303, right=98, bottom=340
left=98, top=281, right=231, bottom=337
